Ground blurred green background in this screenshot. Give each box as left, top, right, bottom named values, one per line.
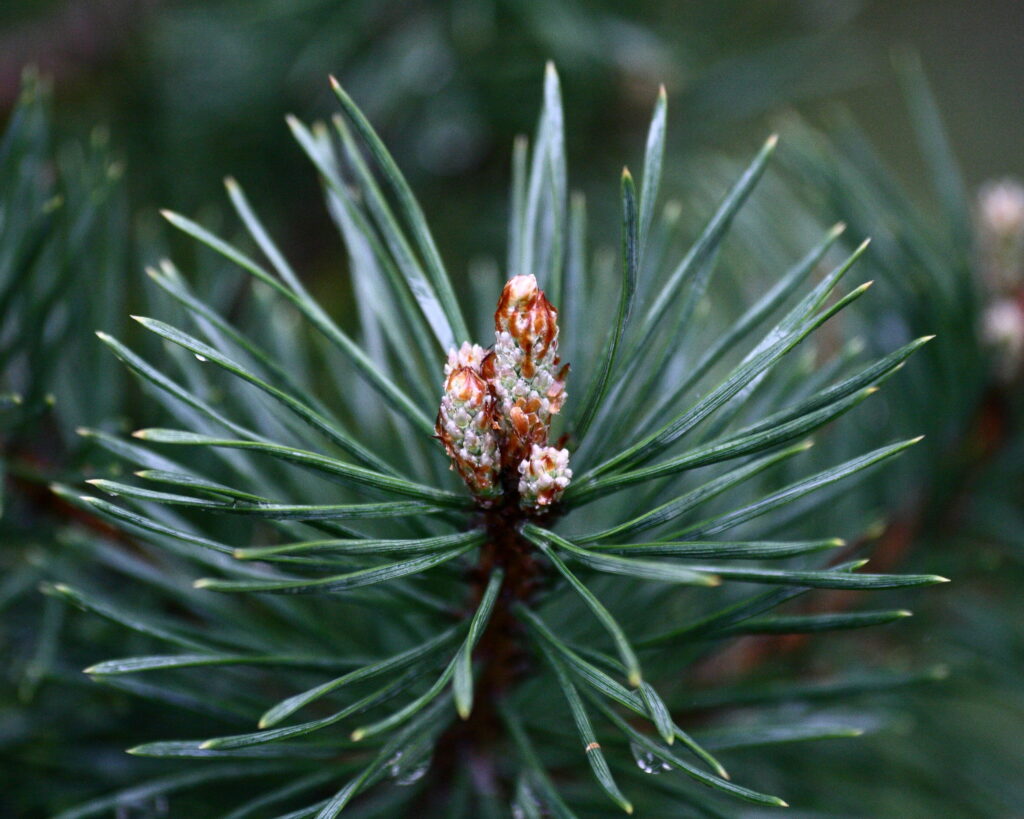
left=1, top=0, right=1021, bottom=275
left=1, top=1, right=1023, bottom=817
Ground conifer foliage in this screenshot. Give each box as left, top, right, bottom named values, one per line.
left=50, top=65, right=950, bottom=816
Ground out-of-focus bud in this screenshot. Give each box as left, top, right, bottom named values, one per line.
left=490, top=275, right=568, bottom=461
left=436, top=365, right=502, bottom=504
left=977, top=178, right=1024, bottom=295
left=979, top=179, right=1024, bottom=238
left=517, top=445, right=572, bottom=510
left=982, top=297, right=1024, bottom=383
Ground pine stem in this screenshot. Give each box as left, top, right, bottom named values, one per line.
left=420, top=479, right=558, bottom=805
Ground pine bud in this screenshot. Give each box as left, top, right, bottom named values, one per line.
left=489, top=275, right=568, bottom=461
left=979, top=179, right=1024, bottom=239
left=495, top=274, right=559, bottom=365
left=436, top=365, right=502, bottom=503
left=445, top=341, right=489, bottom=376
left=518, top=445, right=572, bottom=509
left=436, top=277, right=572, bottom=508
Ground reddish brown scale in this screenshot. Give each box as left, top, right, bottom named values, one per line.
left=480, top=350, right=497, bottom=386
left=495, top=278, right=559, bottom=361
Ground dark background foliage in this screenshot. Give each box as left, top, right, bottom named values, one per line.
left=1, top=0, right=1021, bottom=273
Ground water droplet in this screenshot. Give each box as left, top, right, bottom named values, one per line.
left=114, top=796, right=170, bottom=818
left=630, top=741, right=671, bottom=775
left=396, top=759, right=430, bottom=786
left=387, top=747, right=432, bottom=786
left=511, top=779, right=542, bottom=817
left=194, top=354, right=207, bottom=362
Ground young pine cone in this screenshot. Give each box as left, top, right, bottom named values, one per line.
left=436, top=276, right=571, bottom=511
left=435, top=363, right=502, bottom=504
left=518, top=444, right=573, bottom=509
left=485, top=274, right=568, bottom=465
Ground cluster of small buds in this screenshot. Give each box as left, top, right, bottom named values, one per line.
left=518, top=445, right=573, bottom=509
left=435, top=360, right=502, bottom=505
left=436, top=274, right=571, bottom=510
left=445, top=341, right=489, bottom=376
